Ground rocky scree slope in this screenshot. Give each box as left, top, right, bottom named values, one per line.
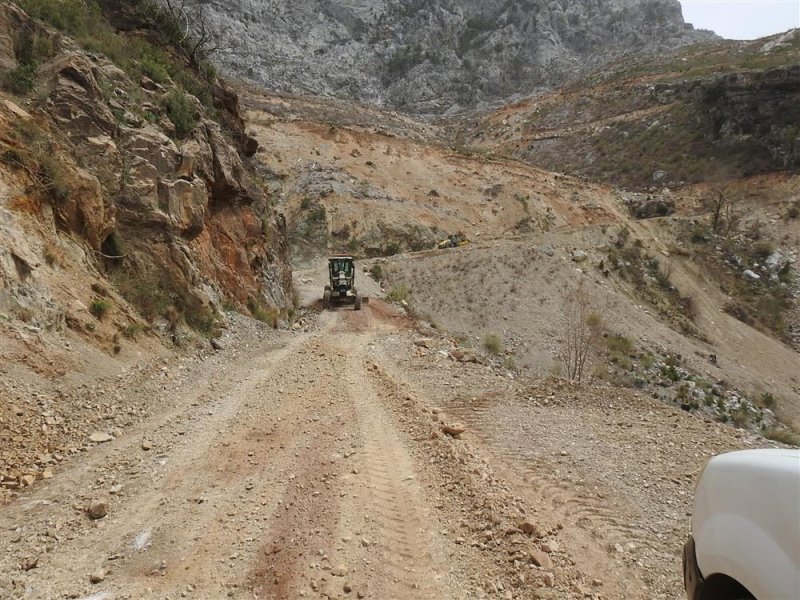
left=0, top=0, right=291, bottom=347
left=197, top=0, right=713, bottom=113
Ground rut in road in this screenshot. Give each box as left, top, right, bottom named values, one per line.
left=446, top=394, right=650, bottom=598
left=342, top=333, right=444, bottom=598
left=251, top=317, right=451, bottom=599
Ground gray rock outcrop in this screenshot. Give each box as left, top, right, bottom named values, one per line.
left=197, top=0, right=715, bottom=113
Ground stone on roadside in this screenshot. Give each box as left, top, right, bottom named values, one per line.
left=331, top=564, right=349, bottom=577
left=89, top=432, right=113, bottom=443
left=543, top=539, right=560, bottom=553
left=441, top=423, right=466, bottom=438
left=529, top=548, right=552, bottom=569
left=141, top=440, right=153, bottom=451
left=87, top=500, right=108, bottom=520
left=743, top=269, right=760, bottom=281
left=517, top=520, right=541, bottom=537
left=571, top=250, right=589, bottom=263
left=90, top=568, right=106, bottom=583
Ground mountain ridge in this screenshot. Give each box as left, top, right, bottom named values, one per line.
left=198, top=0, right=716, bottom=113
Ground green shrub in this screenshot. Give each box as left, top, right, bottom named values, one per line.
left=611, top=355, right=634, bottom=371
left=184, top=305, right=219, bottom=337
left=369, top=263, right=384, bottom=282
left=17, top=0, right=102, bottom=36
left=140, top=53, right=171, bottom=84
left=689, top=223, right=710, bottom=244
left=4, top=115, right=70, bottom=201
left=606, top=334, right=635, bottom=355
left=37, top=153, right=69, bottom=201
left=247, top=297, right=279, bottom=329
left=764, top=427, right=800, bottom=447
left=113, top=271, right=176, bottom=322
left=482, top=333, right=503, bottom=356
left=121, top=322, right=148, bottom=339
left=383, top=241, right=401, bottom=256
left=757, top=392, right=776, bottom=409
left=1, top=64, right=37, bottom=95
left=661, top=364, right=681, bottom=381
left=164, top=89, right=197, bottom=139
left=89, top=298, right=111, bottom=320
left=386, top=284, right=411, bottom=303
left=750, top=241, right=774, bottom=261
left=17, top=0, right=219, bottom=116
left=730, top=406, right=751, bottom=428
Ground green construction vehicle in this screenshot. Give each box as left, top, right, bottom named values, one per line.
left=323, top=256, right=362, bottom=310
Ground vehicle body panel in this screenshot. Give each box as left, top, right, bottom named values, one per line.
left=690, top=449, right=800, bottom=599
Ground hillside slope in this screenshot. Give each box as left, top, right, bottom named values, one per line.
left=451, top=29, right=800, bottom=189
left=244, top=81, right=799, bottom=434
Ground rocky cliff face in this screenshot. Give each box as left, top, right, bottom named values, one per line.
left=0, top=1, right=291, bottom=351
left=201, top=0, right=714, bottom=113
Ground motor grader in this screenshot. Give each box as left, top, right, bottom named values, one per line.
left=437, top=233, right=469, bottom=249
left=323, top=256, right=363, bottom=310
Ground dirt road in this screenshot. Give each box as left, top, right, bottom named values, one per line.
left=0, top=302, right=768, bottom=600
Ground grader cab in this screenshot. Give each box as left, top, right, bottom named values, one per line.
left=323, top=257, right=362, bottom=310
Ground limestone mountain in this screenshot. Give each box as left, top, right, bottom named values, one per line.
left=200, top=0, right=714, bottom=113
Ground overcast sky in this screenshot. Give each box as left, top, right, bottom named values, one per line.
left=678, top=0, right=799, bottom=40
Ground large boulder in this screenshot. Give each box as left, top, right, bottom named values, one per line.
left=54, top=165, right=116, bottom=250
left=157, top=178, right=208, bottom=238
left=43, top=53, right=119, bottom=139
left=0, top=3, right=34, bottom=71
left=203, top=120, right=255, bottom=204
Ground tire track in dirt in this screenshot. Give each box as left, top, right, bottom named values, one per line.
left=320, top=320, right=448, bottom=599
left=97, top=336, right=326, bottom=597
left=447, top=396, right=648, bottom=543
left=442, top=395, right=650, bottom=598
left=247, top=334, right=359, bottom=599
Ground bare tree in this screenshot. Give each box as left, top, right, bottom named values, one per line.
left=708, top=185, right=741, bottom=236
left=709, top=188, right=726, bottom=233
left=557, top=282, right=604, bottom=383
left=152, top=0, right=232, bottom=66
